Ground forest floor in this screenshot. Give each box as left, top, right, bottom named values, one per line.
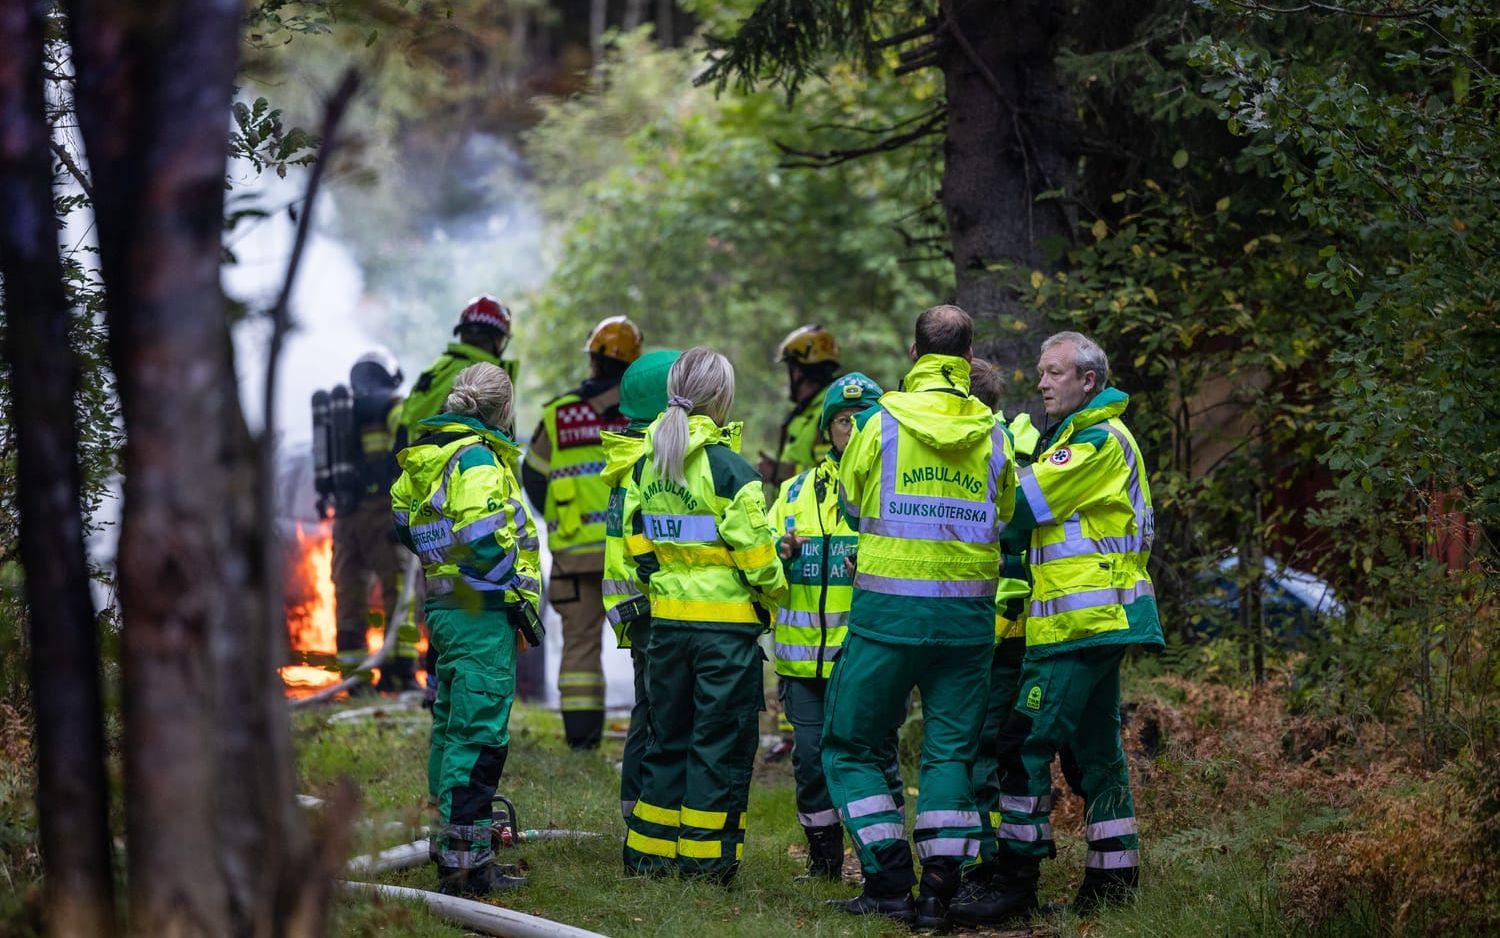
left=300, top=660, right=1497, bottom=937
left=2, top=660, right=1495, bottom=936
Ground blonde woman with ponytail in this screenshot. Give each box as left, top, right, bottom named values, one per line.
left=390, top=362, right=538, bottom=898
left=622, top=347, right=787, bottom=884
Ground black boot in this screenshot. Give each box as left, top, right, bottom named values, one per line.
left=1072, top=866, right=1138, bottom=915
left=950, top=862, right=1040, bottom=927
left=562, top=710, right=603, bottom=750
left=828, top=886, right=915, bottom=923
left=913, top=858, right=960, bottom=933
left=796, top=825, right=844, bottom=882
left=380, top=656, right=419, bottom=692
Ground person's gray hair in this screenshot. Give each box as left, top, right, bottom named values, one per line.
left=445, top=362, right=515, bottom=431
left=651, top=346, right=735, bottom=485
left=1042, top=331, right=1109, bottom=386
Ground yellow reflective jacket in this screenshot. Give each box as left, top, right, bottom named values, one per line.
left=525, top=386, right=628, bottom=560
left=838, top=355, right=1017, bottom=646
left=601, top=427, right=648, bottom=648
left=1009, top=388, right=1163, bottom=655
left=767, top=457, right=855, bottom=678
left=632, top=415, right=787, bottom=634
left=391, top=414, right=540, bottom=612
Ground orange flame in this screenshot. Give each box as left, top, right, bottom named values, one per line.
left=280, top=521, right=341, bottom=695
left=278, top=520, right=430, bottom=696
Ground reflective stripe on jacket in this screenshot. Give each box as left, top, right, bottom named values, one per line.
left=525, top=389, right=627, bottom=557
left=390, top=413, right=540, bottom=612
left=632, top=414, right=786, bottom=633
left=1009, top=388, right=1164, bottom=655
left=767, top=458, right=855, bottom=678
left=601, top=427, right=648, bottom=648
left=838, top=355, right=1017, bottom=646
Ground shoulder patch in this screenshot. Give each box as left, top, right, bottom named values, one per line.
left=1049, top=447, right=1072, bottom=466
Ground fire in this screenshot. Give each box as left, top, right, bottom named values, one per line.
left=285, top=520, right=337, bottom=656
left=279, top=519, right=429, bottom=696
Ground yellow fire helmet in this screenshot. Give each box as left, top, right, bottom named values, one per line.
left=585, top=315, right=644, bottom=363
left=775, top=323, right=840, bottom=366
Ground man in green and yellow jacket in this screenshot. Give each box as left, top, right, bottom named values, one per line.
left=600, top=349, right=680, bottom=820
left=523, top=316, right=642, bottom=749
left=398, top=295, right=517, bottom=448
left=973, top=331, right=1164, bottom=923
left=768, top=372, right=904, bottom=882
left=390, top=363, right=540, bottom=897
left=823, top=306, right=1017, bottom=929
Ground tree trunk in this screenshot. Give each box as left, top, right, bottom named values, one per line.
left=623, top=0, right=644, bottom=31
left=938, top=0, right=1076, bottom=413
left=589, top=0, right=607, bottom=61
left=68, top=0, right=311, bottom=932
left=0, top=3, right=118, bottom=934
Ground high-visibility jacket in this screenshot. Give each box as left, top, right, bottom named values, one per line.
left=390, top=413, right=540, bottom=612
left=601, top=426, right=648, bottom=648
left=838, top=355, right=1017, bottom=646
left=1009, top=388, right=1163, bottom=655
left=631, top=415, right=786, bottom=633
left=398, top=343, right=516, bottom=448
left=995, top=412, right=1041, bottom=642
left=776, top=383, right=832, bottom=477
left=525, top=386, right=628, bottom=560
left=767, top=457, right=855, bottom=678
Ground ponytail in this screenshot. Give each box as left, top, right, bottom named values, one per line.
left=651, top=346, right=734, bottom=485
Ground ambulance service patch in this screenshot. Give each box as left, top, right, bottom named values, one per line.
left=1050, top=447, right=1073, bottom=465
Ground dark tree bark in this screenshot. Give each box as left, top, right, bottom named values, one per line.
left=0, top=2, right=118, bottom=934
left=939, top=0, right=1077, bottom=412
left=66, top=0, right=312, bottom=933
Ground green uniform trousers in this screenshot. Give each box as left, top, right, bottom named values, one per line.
left=822, top=633, right=991, bottom=895
left=781, top=675, right=903, bottom=832
left=972, top=638, right=1026, bottom=867
left=427, top=603, right=517, bottom=871
left=995, top=646, right=1140, bottom=882
left=623, top=626, right=761, bottom=881
left=619, top=618, right=653, bottom=820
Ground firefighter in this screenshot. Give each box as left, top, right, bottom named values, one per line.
left=758, top=324, right=842, bottom=490
left=600, top=348, right=681, bottom=819
left=399, top=295, right=516, bottom=447
left=823, top=306, right=1017, bottom=929
left=768, top=371, right=909, bottom=882
left=398, top=295, right=518, bottom=701
left=963, top=331, right=1164, bottom=923
left=331, top=349, right=414, bottom=690
left=622, top=348, right=787, bottom=885
left=949, top=359, right=1044, bottom=923
left=522, top=315, right=643, bottom=749
left=391, top=362, right=540, bottom=897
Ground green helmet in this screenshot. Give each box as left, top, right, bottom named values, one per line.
left=820, top=372, right=884, bottom=430
left=619, top=349, right=682, bottom=422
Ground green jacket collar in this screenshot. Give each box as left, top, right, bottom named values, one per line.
left=416, top=412, right=519, bottom=459
left=902, top=354, right=971, bottom=395
left=642, top=413, right=744, bottom=456
left=1047, top=387, right=1129, bottom=444
left=600, top=429, right=647, bottom=486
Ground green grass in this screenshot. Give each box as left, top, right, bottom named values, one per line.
left=299, top=699, right=1383, bottom=937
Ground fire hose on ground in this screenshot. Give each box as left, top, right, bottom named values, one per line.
left=340, top=881, right=606, bottom=938
left=291, top=554, right=420, bottom=708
